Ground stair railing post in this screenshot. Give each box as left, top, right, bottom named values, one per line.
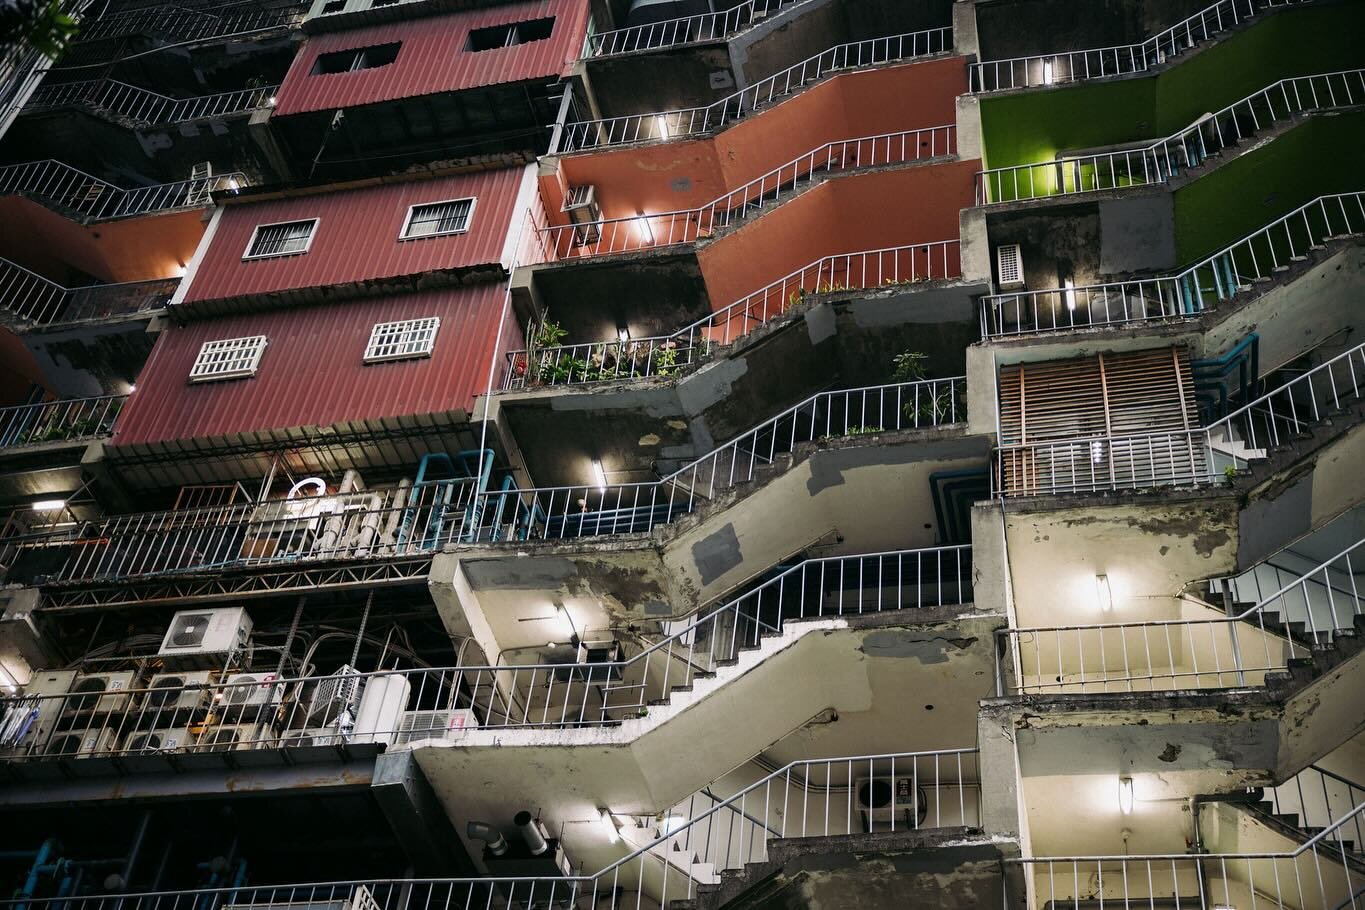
left=1222, top=586, right=1247, bottom=687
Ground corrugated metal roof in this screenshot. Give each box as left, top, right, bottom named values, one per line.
left=183, top=168, right=527, bottom=304
left=274, top=0, right=587, bottom=117
left=113, top=282, right=516, bottom=447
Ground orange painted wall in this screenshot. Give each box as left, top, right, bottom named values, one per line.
left=695, top=159, right=979, bottom=308
left=541, top=55, right=968, bottom=225
left=0, top=327, right=48, bottom=407
left=0, top=197, right=203, bottom=284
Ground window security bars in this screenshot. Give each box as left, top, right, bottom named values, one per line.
left=1014, top=801, right=1365, bottom=910
left=244, top=219, right=317, bottom=259
left=0, top=547, right=970, bottom=760
left=992, top=339, right=1365, bottom=497
left=0, top=749, right=981, bottom=910
left=0, top=395, right=126, bottom=449
left=29, top=380, right=964, bottom=586
left=0, top=256, right=177, bottom=325
left=996, top=535, right=1363, bottom=697
left=980, top=192, right=1365, bottom=337
left=587, top=0, right=810, bottom=56
left=400, top=198, right=473, bottom=239
left=0, top=160, right=245, bottom=219
left=25, top=80, right=277, bottom=127
left=363, top=317, right=440, bottom=363
left=975, top=69, right=1365, bottom=205
left=555, top=28, right=953, bottom=152
left=504, top=240, right=961, bottom=389
left=970, top=0, right=1313, bottom=93
left=188, top=336, right=268, bottom=382
left=537, top=126, right=955, bottom=260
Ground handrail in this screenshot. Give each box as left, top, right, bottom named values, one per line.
left=0, top=159, right=246, bottom=219
left=970, top=0, right=1311, bottom=93
left=993, top=339, right=1365, bottom=497
left=0, top=546, right=970, bottom=750
left=0, top=394, right=127, bottom=449
left=975, top=69, right=1365, bottom=204
left=980, top=191, right=1365, bottom=337
left=26, top=78, right=278, bottom=125
left=557, top=27, right=953, bottom=152
left=996, top=535, right=1364, bottom=695
left=0, top=747, right=981, bottom=909
left=535, top=125, right=955, bottom=260
left=504, top=240, right=961, bottom=389
left=0, top=255, right=178, bottom=324
left=73, top=1, right=303, bottom=44
left=586, top=0, right=812, bottom=57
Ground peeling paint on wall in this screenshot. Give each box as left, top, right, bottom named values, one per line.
left=692, top=523, right=743, bottom=585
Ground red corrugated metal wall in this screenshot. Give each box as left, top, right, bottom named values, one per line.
left=113, top=283, right=515, bottom=446
left=274, top=0, right=588, bottom=117
left=183, top=168, right=526, bottom=304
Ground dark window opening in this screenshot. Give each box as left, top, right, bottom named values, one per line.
left=311, top=42, right=402, bottom=75
left=465, top=16, right=555, bottom=51
left=320, top=0, right=345, bottom=12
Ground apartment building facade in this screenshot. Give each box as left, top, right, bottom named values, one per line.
left=0, top=0, right=1361, bottom=906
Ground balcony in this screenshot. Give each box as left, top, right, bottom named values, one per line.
left=0, top=159, right=245, bottom=221
left=0, top=255, right=177, bottom=325
left=0, top=395, right=125, bottom=450
left=586, top=0, right=812, bottom=57
left=24, top=79, right=278, bottom=128
left=72, top=1, right=303, bottom=48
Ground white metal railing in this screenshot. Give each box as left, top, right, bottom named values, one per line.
left=970, top=0, right=1311, bottom=93
left=0, top=749, right=981, bottom=910
left=26, top=78, right=277, bottom=125
left=586, top=0, right=811, bottom=57
left=556, top=28, right=953, bottom=152
left=478, top=378, right=966, bottom=542
left=536, top=125, right=954, bottom=260
left=996, top=536, right=1364, bottom=696
left=975, top=69, right=1365, bottom=205
left=980, top=191, right=1365, bottom=337
left=1263, top=766, right=1365, bottom=861
left=0, top=159, right=244, bottom=218
left=0, top=395, right=125, bottom=449
left=1014, top=801, right=1365, bottom=909
left=74, top=1, right=303, bottom=44
left=0, top=255, right=177, bottom=324
left=0, top=546, right=970, bottom=759
left=23, top=379, right=964, bottom=585
left=504, top=240, right=961, bottom=389
left=993, top=339, right=1365, bottom=497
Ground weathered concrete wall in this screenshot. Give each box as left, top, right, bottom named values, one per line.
left=972, top=0, right=1213, bottom=61
left=19, top=318, right=154, bottom=398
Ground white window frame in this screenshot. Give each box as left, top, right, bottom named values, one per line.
left=189, top=336, right=269, bottom=383
left=996, top=243, right=1024, bottom=287
left=242, top=218, right=319, bottom=260
left=363, top=317, right=441, bottom=364
left=399, top=197, right=476, bottom=241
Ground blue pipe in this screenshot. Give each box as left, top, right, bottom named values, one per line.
left=16, top=839, right=60, bottom=910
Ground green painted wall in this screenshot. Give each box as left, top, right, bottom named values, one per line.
left=978, top=3, right=1365, bottom=169
left=1173, top=110, right=1365, bottom=261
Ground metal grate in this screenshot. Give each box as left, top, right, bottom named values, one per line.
left=996, top=244, right=1023, bottom=286
left=363, top=317, right=440, bottom=363
left=189, top=336, right=268, bottom=382
left=244, top=219, right=317, bottom=259
left=401, top=199, right=474, bottom=239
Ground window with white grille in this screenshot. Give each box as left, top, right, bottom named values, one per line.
left=243, top=219, right=318, bottom=259
left=400, top=198, right=475, bottom=239
left=363, top=317, right=440, bottom=363
left=996, top=244, right=1024, bottom=287
left=189, top=336, right=268, bottom=382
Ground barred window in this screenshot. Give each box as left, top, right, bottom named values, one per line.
left=364, top=317, right=440, bottom=363
left=465, top=17, right=554, bottom=51
left=244, top=219, right=317, bottom=259
left=190, top=336, right=268, bottom=382
left=401, top=198, right=475, bottom=239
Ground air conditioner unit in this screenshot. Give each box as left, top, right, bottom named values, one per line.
left=305, top=665, right=362, bottom=722
left=995, top=244, right=1025, bottom=288
left=44, top=727, right=120, bottom=758
left=220, top=671, right=283, bottom=710
left=123, top=727, right=195, bottom=754
left=557, top=638, right=623, bottom=681
left=1, top=669, right=77, bottom=758
left=66, top=671, right=138, bottom=713
left=142, top=670, right=216, bottom=713
left=562, top=184, right=601, bottom=246
left=223, top=884, right=376, bottom=910
left=855, top=777, right=929, bottom=830
left=394, top=708, right=478, bottom=746
left=160, top=607, right=253, bottom=659
left=279, top=727, right=343, bottom=748
left=190, top=723, right=266, bottom=753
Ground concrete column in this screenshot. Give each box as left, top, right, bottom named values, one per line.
left=952, top=0, right=981, bottom=60
left=976, top=706, right=1022, bottom=840
left=965, top=344, right=998, bottom=441
left=428, top=553, right=503, bottom=666
left=372, top=750, right=478, bottom=875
